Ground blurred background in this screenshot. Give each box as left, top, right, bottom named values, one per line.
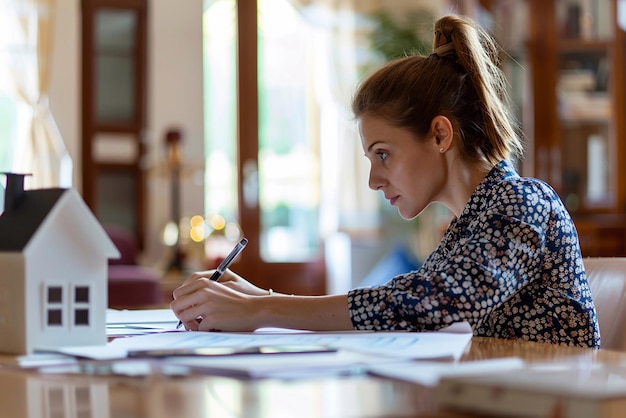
left=0, top=0, right=624, bottom=307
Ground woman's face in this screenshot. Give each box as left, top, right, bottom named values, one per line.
left=359, top=114, right=445, bottom=219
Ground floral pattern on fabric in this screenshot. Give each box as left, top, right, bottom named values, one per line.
left=348, top=160, right=600, bottom=348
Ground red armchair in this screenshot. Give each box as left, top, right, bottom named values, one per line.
left=105, top=225, right=164, bottom=308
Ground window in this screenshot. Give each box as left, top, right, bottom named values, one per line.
left=75, top=286, right=90, bottom=303
left=0, top=5, right=25, bottom=180
left=48, top=286, right=63, bottom=303
left=43, top=283, right=92, bottom=328
left=45, top=285, right=65, bottom=327
left=205, top=0, right=324, bottom=262
left=0, top=0, right=71, bottom=191
left=203, top=0, right=237, bottom=223
left=0, top=96, right=18, bottom=173
left=202, top=0, right=368, bottom=294
left=74, top=310, right=89, bottom=327
left=73, top=286, right=90, bottom=326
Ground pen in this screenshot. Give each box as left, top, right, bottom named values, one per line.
left=176, top=237, right=248, bottom=329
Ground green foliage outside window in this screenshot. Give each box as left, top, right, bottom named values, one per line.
left=369, top=10, right=434, bottom=62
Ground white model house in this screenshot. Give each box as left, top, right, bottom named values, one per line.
left=0, top=173, right=120, bottom=355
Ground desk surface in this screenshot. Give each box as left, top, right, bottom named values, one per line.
left=0, top=337, right=622, bottom=418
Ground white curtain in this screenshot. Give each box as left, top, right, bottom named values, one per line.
left=5, top=0, right=72, bottom=189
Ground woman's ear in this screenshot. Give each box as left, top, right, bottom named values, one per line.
left=430, top=115, right=454, bottom=153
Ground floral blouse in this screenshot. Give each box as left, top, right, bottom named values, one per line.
left=347, top=160, right=600, bottom=348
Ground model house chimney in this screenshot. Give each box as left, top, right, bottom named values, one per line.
left=2, top=173, right=30, bottom=213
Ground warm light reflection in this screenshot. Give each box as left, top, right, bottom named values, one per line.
left=162, top=221, right=179, bottom=246
left=190, top=225, right=206, bottom=242
left=189, top=215, right=212, bottom=243
left=208, top=213, right=226, bottom=230
left=171, top=213, right=242, bottom=245
left=224, top=222, right=241, bottom=241
left=190, top=215, right=204, bottom=227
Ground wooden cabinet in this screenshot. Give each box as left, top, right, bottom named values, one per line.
left=81, top=0, right=148, bottom=248
left=493, top=0, right=626, bottom=256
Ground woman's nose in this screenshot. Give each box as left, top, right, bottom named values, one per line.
left=368, top=168, right=383, bottom=190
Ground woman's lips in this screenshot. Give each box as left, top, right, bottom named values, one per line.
left=388, top=196, right=399, bottom=205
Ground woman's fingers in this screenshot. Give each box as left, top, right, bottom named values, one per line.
left=170, top=280, right=216, bottom=328
left=170, top=280, right=258, bottom=332
left=172, top=277, right=212, bottom=300
left=171, top=280, right=240, bottom=324
left=180, top=270, right=217, bottom=287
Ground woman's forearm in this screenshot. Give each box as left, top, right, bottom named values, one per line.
left=257, top=293, right=354, bottom=331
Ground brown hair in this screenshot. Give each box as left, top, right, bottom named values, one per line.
left=352, top=15, right=523, bottom=165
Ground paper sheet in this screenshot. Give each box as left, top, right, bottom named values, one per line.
left=106, top=308, right=179, bottom=325
left=368, top=357, right=525, bottom=386
left=51, top=325, right=473, bottom=362
left=105, top=308, right=181, bottom=337
left=161, top=350, right=392, bottom=379
left=0, top=353, right=78, bottom=368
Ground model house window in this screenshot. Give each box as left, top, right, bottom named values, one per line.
left=45, top=285, right=64, bottom=327
left=43, top=284, right=91, bottom=328
left=75, top=286, right=89, bottom=303
left=73, top=286, right=90, bottom=327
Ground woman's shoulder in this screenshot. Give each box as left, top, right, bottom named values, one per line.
left=482, top=170, right=566, bottom=222
left=487, top=162, right=560, bottom=204
left=465, top=160, right=566, bottom=222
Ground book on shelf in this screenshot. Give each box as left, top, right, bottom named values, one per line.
left=434, top=363, right=626, bottom=418
left=558, top=69, right=596, bottom=92
left=558, top=91, right=610, bottom=121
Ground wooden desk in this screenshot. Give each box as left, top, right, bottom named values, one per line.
left=0, top=337, right=622, bottom=418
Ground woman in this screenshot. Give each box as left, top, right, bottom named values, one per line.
left=171, top=15, right=600, bottom=348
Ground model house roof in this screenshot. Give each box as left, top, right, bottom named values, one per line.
left=0, top=188, right=67, bottom=251
left=0, top=173, right=119, bottom=258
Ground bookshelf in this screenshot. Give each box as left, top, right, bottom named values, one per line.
left=493, top=0, right=626, bottom=257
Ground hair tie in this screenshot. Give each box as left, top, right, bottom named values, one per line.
left=431, top=42, right=456, bottom=58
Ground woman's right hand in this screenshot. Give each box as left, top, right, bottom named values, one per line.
left=183, top=269, right=267, bottom=296
left=171, top=273, right=262, bottom=332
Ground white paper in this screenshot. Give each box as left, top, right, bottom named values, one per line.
left=51, top=325, right=473, bottom=362
left=105, top=309, right=181, bottom=337
left=162, top=350, right=391, bottom=379
left=368, top=357, right=526, bottom=387
left=0, top=352, right=78, bottom=368
left=106, top=308, right=179, bottom=325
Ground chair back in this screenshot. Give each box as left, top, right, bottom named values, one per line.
left=584, top=257, right=626, bottom=351
left=104, top=225, right=137, bottom=265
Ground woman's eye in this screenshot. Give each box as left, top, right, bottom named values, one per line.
left=377, top=151, right=388, bottom=161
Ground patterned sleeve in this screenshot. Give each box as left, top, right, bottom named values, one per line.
left=347, top=183, right=550, bottom=331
